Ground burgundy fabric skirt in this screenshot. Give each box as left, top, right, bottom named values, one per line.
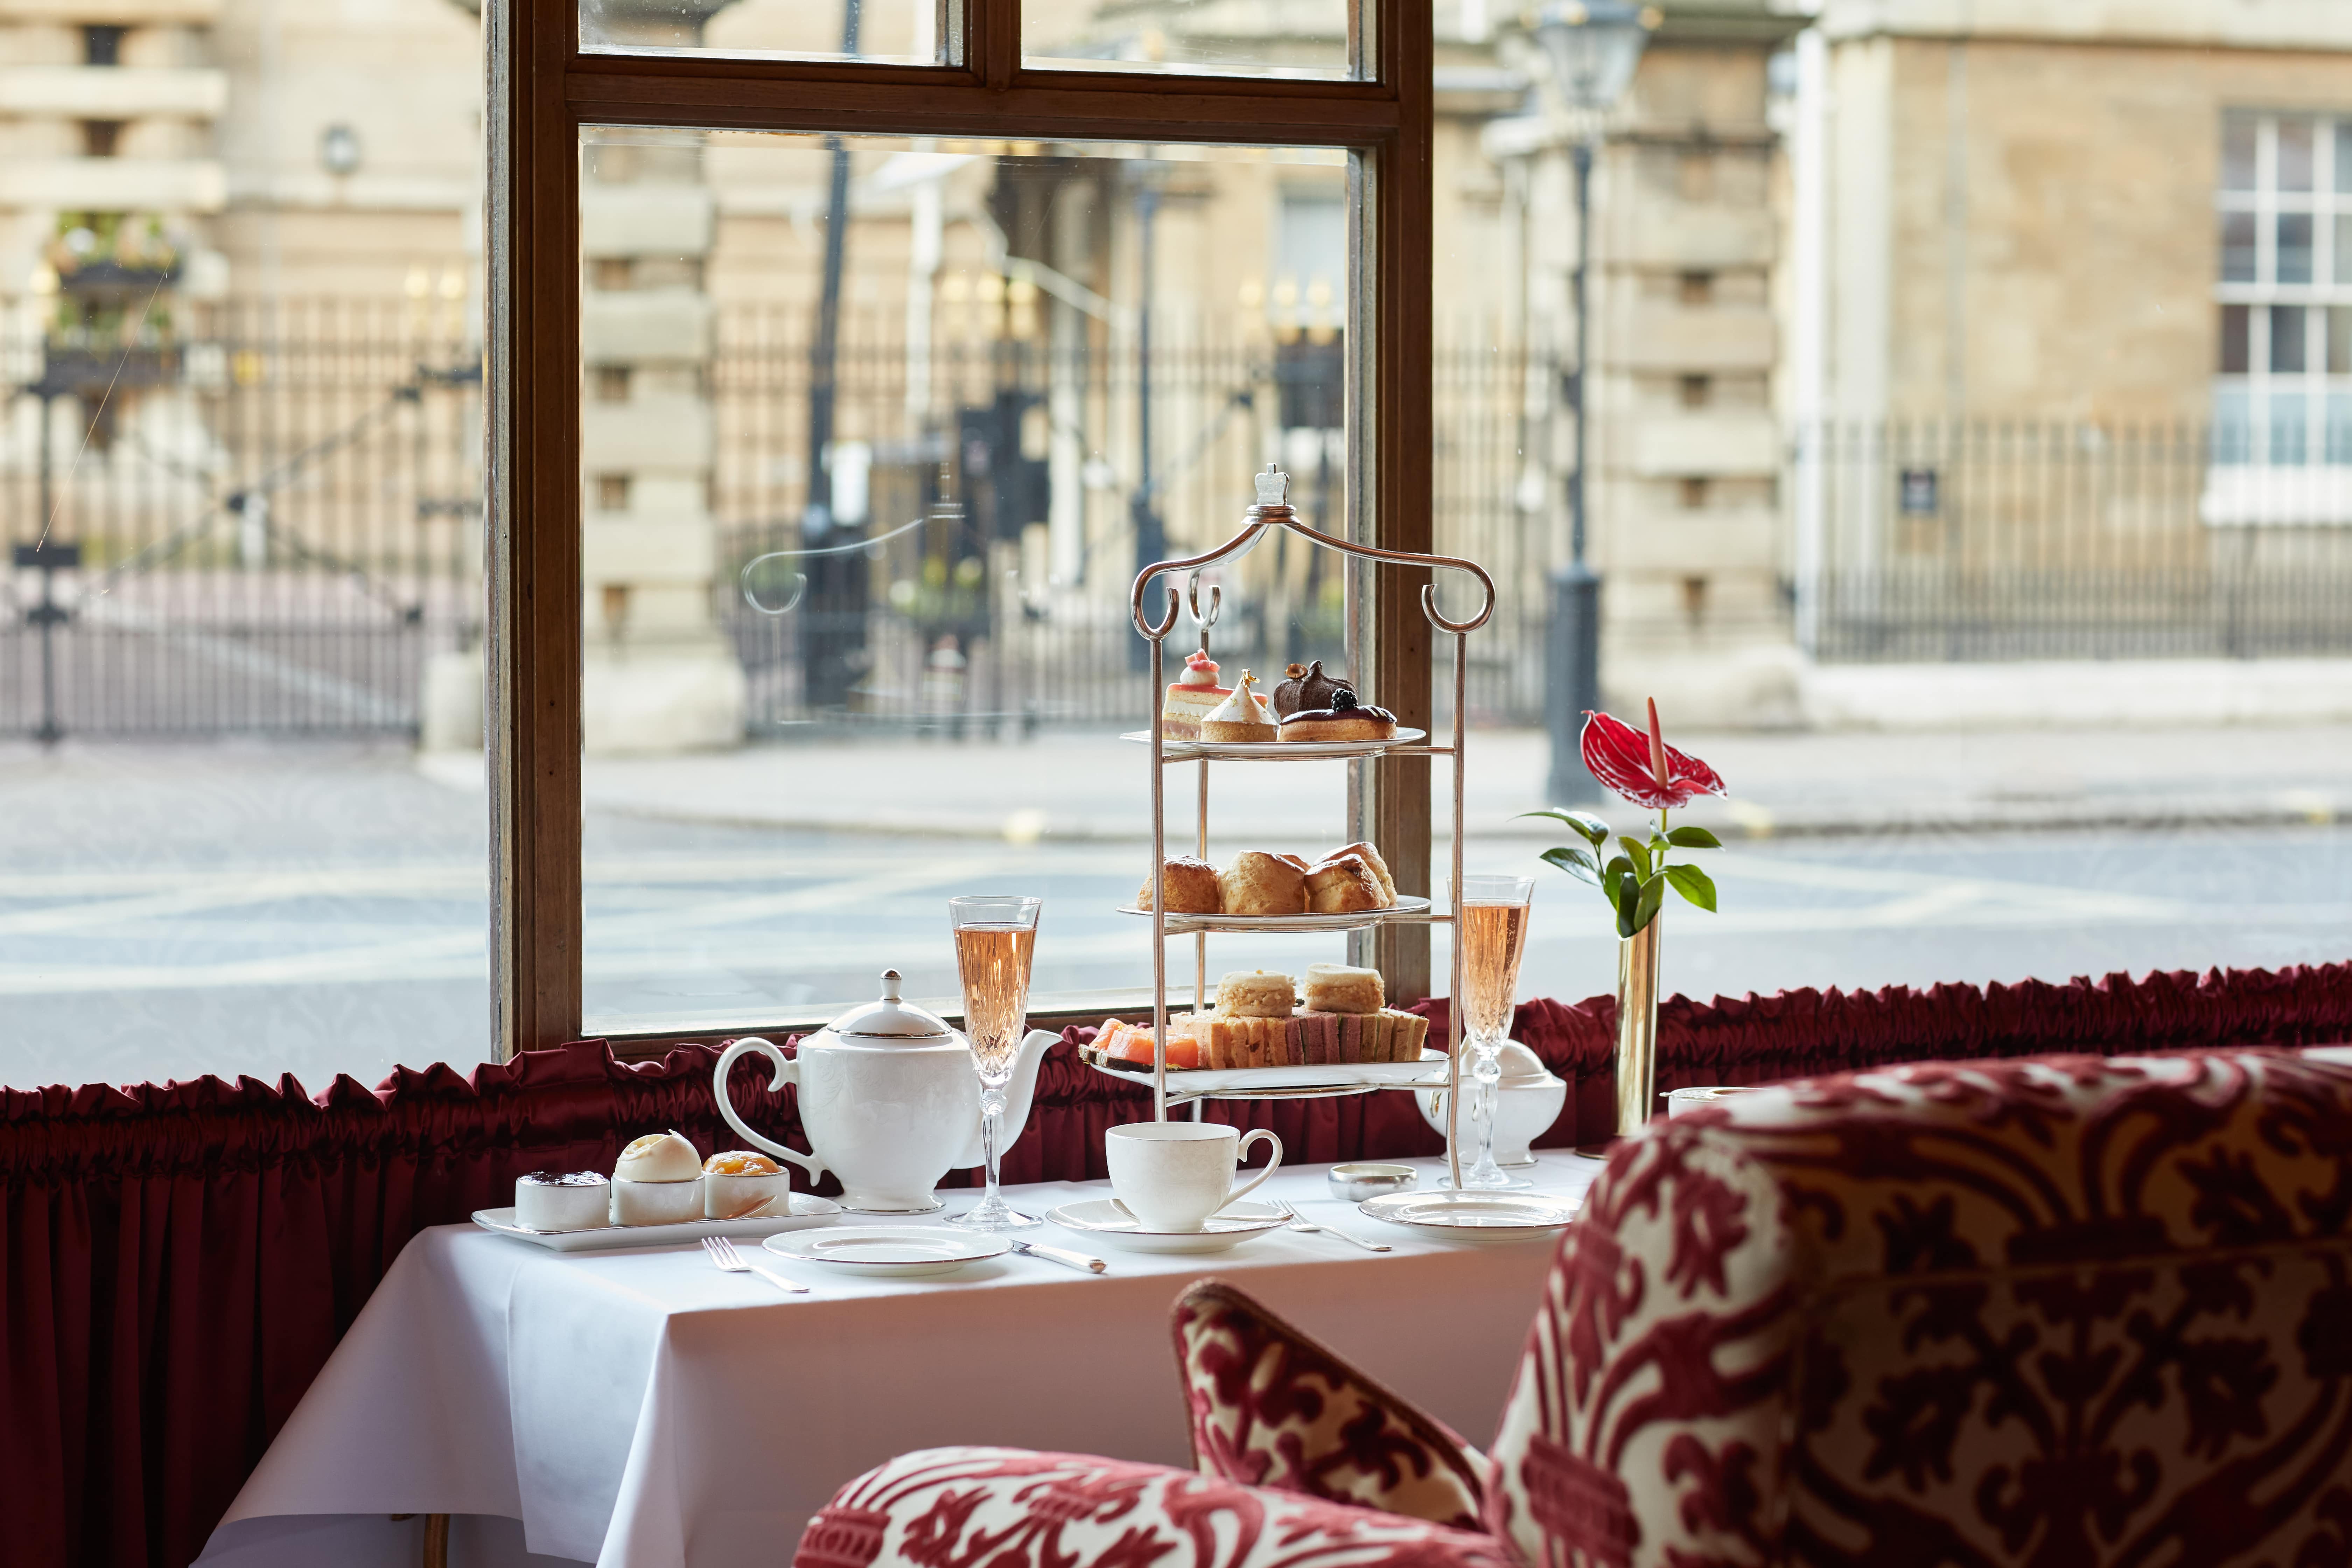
left=6, top=961, right=2348, bottom=1567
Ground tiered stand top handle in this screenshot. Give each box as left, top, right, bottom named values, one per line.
left=1127, top=465, right=1499, bottom=1141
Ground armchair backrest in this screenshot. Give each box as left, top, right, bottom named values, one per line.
left=1484, top=1049, right=2352, bottom=1567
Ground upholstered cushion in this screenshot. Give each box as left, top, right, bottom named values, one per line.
left=1485, top=1049, right=2352, bottom=1568
left=793, top=1447, right=1518, bottom=1568
left=1172, top=1278, right=1488, bottom=1528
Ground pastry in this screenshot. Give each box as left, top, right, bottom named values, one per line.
left=1302, top=962, right=1384, bottom=1014
left=1161, top=651, right=1234, bottom=741
left=1215, top=969, right=1297, bottom=1018
left=514, top=1170, right=610, bottom=1232
left=1272, top=853, right=1312, bottom=874
left=1219, top=850, right=1309, bottom=916
left=616, top=1129, right=700, bottom=1183
left=1306, top=854, right=1386, bottom=914
left=1199, top=670, right=1278, bottom=743
left=1323, top=841, right=1396, bottom=904
left=702, top=1150, right=790, bottom=1220
left=1136, top=855, right=1222, bottom=913
left=1279, top=688, right=1397, bottom=743
left=1273, top=659, right=1354, bottom=719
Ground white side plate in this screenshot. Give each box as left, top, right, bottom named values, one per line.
left=1121, top=728, right=1428, bottom=761
left=765, top=1225, right=1013, bottom=1277
left=1356, top=1190, right=1580, bottom=1242
left=1115, top=895, right=1434, bottom=933
left=470, top=1193, right=842, bottom=1252
left=1083, top=1046, right=1449, bottom=1096
left=1045, top=1198, right=1290, bottom=1254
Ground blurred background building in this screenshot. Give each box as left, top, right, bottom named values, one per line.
left=7, top=0, right=2352, bottom=751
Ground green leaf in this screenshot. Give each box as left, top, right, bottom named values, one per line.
left=1636, top=871, right=1666, bottom=930
left=1665, top=825, right=1724, bottom=850
left=1602, top=853, right=1634, bottom=889
left=1614, top=875, right=1641, bottom=938
left=1618, top=835, right=1653, bottom=881
left=1665, top=862, right=1718, bottom=912
left=1539, top=845, right=1602, bottom=887
left=1517, top=808, right=1612, bottom=848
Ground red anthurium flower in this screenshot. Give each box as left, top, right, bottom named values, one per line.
left=1580, top=700, right=1727, bottom=811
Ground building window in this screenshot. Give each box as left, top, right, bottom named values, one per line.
left=82, top=23, right=125, bottom=65
left=2211, top=110, right=2352, bottom=479
left=81, top=120, right=124, bottom=158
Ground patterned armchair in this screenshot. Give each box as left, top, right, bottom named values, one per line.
left=794, top=1049, right=2352, bottom=1568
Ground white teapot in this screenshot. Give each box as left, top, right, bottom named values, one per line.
left=712, top=970, right=1056, bottom=1213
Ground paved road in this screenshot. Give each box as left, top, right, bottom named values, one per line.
left=4, top=738, right=2349, bottom=1093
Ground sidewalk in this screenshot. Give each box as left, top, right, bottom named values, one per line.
left=410, top=723, right=2352, bottom=842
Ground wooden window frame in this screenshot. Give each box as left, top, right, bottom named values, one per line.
left=486, top=0, right=1434, bottom=1058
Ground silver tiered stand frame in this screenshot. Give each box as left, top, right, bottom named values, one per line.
left=1120, top=467, right=1497, bottom=1191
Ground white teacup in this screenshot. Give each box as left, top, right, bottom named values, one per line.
left=1105, top=1122, right=1283, bottom=1233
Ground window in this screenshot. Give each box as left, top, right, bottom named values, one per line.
left=2210, top=109, right=2352, bottom=512
left=486, top=0, right=1435, bottom=1051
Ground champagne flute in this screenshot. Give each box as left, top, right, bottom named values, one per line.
left=1453, top=874, right=1535, bottom=1191
left=947, top=895, right=1043, bottom=1231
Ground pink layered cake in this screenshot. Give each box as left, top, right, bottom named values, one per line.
left=1161, top=652, right=1267, bottom=740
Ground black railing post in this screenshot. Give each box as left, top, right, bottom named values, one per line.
left=15, top=540, right=78, bottom=744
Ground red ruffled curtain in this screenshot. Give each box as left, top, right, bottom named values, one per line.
left=6, top=962, right=2348, bottom=1567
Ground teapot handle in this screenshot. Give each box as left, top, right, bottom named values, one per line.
left=712, top=1037, right=826, bottom=1183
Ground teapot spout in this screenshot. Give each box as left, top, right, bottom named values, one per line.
left=950, top=1028, right=1059, bottom=1170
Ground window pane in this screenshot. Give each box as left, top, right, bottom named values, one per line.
left=580, top=0, right=955, bottom=65
left=576, top=127, right=1363, bottom=1031
left=5, top=44, right=489, bottom=1088
left=2222, top=111, right=2260, bottom=189
left=2270, top=391, right=2308, bottom=464
left=2220, top=303, right=2250, bottom=372
left=2331, top=306, right=2352, bottom=375
left=2338, top=123, right=2352, bottom=193
left=2328, top=394, right=2352, bottom=464
left=2220, top=210, right=2256, bottom=282
left=2213, top=386, right=2252, bottom=464
left=2277, top=117, right=2316, bottom=191
left=2271, top=304, right=2307, bottom=372
left=1023, top=0, right=1354, bottom=78
left=2277, top=212, right=2313, bottom=284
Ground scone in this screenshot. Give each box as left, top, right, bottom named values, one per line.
left=1324, top=841, right=1396, bottom=904
left=1279, top=688, right=1397, bottom=743
left=1215, top=969, right=1296, bottom=1018
left=1219, top=850, right=1308, bottom=916
left=1137, top=855, right=1222, bottom=913
left=1302, top=962, right=1384, bottom=1014
left=1306, top=854, right=1385, bottom=914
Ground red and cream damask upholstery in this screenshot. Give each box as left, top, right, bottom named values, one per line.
left=1172, top=1277, right=1488, bottom=1528
left=794, top=1448, right=1517, bottom=1568
left=1486, top=1048, right=2352, bottom=1567
left=793, top=1049, right=2352, bottom=1568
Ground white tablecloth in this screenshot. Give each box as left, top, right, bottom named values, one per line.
left=197, top=1154, right=1597, bottom=1568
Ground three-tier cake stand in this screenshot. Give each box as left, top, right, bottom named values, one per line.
left=1083, top=464, right=1497, bottom=1190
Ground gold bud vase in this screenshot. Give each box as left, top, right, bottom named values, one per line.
left=1579, top=915, right=1662, bottom=1157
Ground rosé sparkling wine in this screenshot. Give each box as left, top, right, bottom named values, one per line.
left=1458, top=900, right=1531, bottom=1040
left=954, top=923, right=1037, bottom=1081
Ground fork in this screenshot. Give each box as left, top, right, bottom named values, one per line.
left=702, top=1234, right=811, bottom=1293
left=1279, top=1203, right=1391, bottom=1253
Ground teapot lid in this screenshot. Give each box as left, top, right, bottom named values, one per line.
left=826, top=970, right=955, bottom=1043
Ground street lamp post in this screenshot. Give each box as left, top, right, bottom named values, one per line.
left=1531, top=0, right=1656, bottom=803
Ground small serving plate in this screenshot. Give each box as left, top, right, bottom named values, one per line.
left=765, top=1226, right=1011, bottom=1278
left=470, top=1193, right=842, bottom=1253
left=1115, top=895, right=1433, bottom=932
left=1045, top=1198, right=1290, bottom=1254
left=1122, top=728, right=1429, bottom=761
left=1356, top=1190, right=1580, bottom=1242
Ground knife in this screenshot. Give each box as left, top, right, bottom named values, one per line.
left=1012, top=1239, right=1107, bottom=1274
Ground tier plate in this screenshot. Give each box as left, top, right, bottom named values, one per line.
left=1118, top=895, right=1433, bottom=933
left=1121, top=728, right=1428, bottom=761
left=1082, top=1046, right=1448, bottom=1097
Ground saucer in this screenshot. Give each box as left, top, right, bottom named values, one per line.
left=1045, top=1198, right=1290, bottom=1254
left=764, top=1226, right=1011, bottom=1278
left=1356, top=1190, right=1580, bottom=1242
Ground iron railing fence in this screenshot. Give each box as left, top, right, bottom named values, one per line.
left=1805, top=420, right=2352, bottom=661
left=2, top=301, right=1550, bottom=738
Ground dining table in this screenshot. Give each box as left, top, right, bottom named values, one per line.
left=194, top=1152, right=1600, bottom=1568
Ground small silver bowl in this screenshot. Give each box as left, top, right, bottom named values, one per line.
left=1328, top=1163, right=1418, bottom=1202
